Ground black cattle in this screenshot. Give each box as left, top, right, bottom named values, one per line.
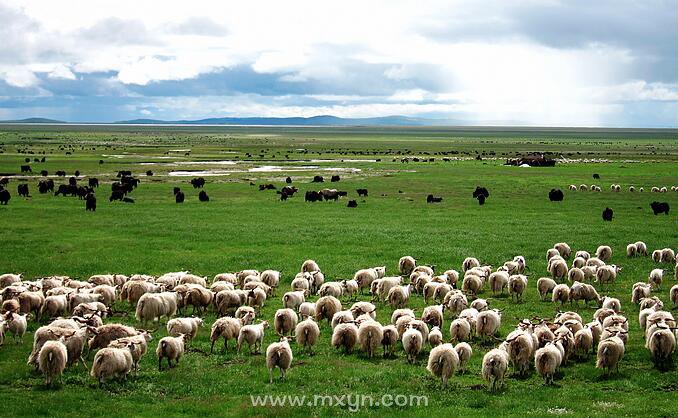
left=650, top=201, right=670, bottom=215
left=312, top=175, right=324, bottom=183
left=285, top=177, right=292, bottom=184
left=198, top=191, right=209, bottom=202
left=427, top=194, right=443, bottom=203
left=89, top=178, right=99, bottom=188
left=593, top=174, right=600, bottom=179
left=549, top=189, right=564, bottom=202
left=356, top=188, right=368, bottom=197
left=55, top=184, right=78, bottom=197
left=40, top=170, right=48, bottom=177
left=77, top=186, right=93, bottom=199
left=338, top=191, right=348, bottom=197
left=20, top=165, right=31, bottom=173
left=347, top=200, right=358, bottom=208
left=190, top=177, right=206, bottom=188
left=280, top=186, right=298, bottom=198
left=602, top=207, right=614, bottom=221
left=175, top=191, right=185, bottom=203
left=0, top=189, right=10, bottom=205
left=17, top=184, right=29, bottom=197
left=305, top=190, right=323, bottom=202
left=99, top=160, right=104, bottom=165
left=331, top=175, right=340, bottom=182
left=259, top=184, right=276, bottom=191
left=68, top=177, right=77, bottom=186
left=173, top=187, right=181, bottom=195
left=280, top=192, right=289, bottom=201
left=117, top=170, right=132, bottom=178
left=56, top=171, right=66, bottom=177
left=473, top=186, right=490, bottom=199
left=85, top=193, right=96, bottom=211
left=109, top=191, right=124, bottom=202
left=74, top=170, right=80, bottom=177
left=146, top=170, right=153, bottom=176
left=121, top=176, right=140, bottom=188
left=38, top=179, right=54, bottom=194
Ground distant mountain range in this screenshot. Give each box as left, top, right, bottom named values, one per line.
left=114, top=115, right=449, bottom=126
left=0, top=117, right=66, bottom=124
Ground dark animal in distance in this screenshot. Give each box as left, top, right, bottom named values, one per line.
left=593, top=174, right=600, bottom=179
left=38, top=179, right=54, bottom=194
left=285, top=177, right=292, bottom=184
left=312, top=175, right=324, bottom=183
left=40, top=170, right=48, bottom=177
left=198, top=191, right=209, bottom=202
left=331, top=175, right=340, bottom=182
left=89, top=178, right=99, bottom=188
left=85, top=193, right=96, bottom=211
left=173, top=187, right=181, bottom=195
left=0, top=189, right=10, bottom=205
left=478, top=195, right=486, bottom=205
left=190, top=177, right=205, bottom=188
left=356, top=189, right=368, bottom=197
left=549, top=189, right=564, bottom=202
left=17, top=184, right=29, bottom=197
left=55, top=184, right=77, bottom=197
left=473, top=186, right=490, bottom=206
left=175, top=191, right=185, bottom=203
left=305, top=191, right=323, bottom=202
left=55, top=171, right=66, bottom=177
left=146, top=170, right=153, bottom=176
left=109, top=191, right=125, bottom=202
left=259, top=184, right=276, bottom=191
left=427, top=194, right=443, bottom=203
left=68, top=177, right=77, bottom=186
left=347, top=200, right=358, bottom=208
left=20, top=165, right=31, bottom=173
left=650, top=201, right=670, bottom=215
left=320, top=189, right=340, bottom=201
left=602, top=207, right=614, bottom=221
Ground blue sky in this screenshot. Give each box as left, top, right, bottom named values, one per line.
left=1, top=0, right=677, bottom=126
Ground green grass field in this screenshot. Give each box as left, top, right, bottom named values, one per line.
left=0, top=125, right=676, bottom=417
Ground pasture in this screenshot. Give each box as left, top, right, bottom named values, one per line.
left=0, top=124, right=676, bottom=417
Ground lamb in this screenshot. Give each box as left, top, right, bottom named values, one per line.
left=399, top=256, right=416, bottom=276
left=489, top=271, right=509, bottom=295
left=427, top=343, right=459, bottom=386
left=91, top=343, right=135, bottom=384
left=295, top=317, right=320, bottom=354
left=552, top=284, right=570, bottom=305
left=315, top=296, right=342, bottom=324
left=402, top=326, right=424, bottom=363
left=38, top=339, right=68, bottom=385
left=332, top=323, right=358, bottom=353
left=237, top=321, right=269, bottom=354
left=444, top=291, right=468, bottom=316
left=647, top=326, right=676, bottom=370
left=537, top=277, right=557, bottom=301
left=282, top=290, right=307, bottom=310
left=534, top=342, right=563, bottom=385
left=108, top=332, right=153, bottom=372
left=266, top=337, right=293, bottom=383
left=298, top=302, right=316, bottom=319
left=461, top=274, right=482, bottom=297
left=449, top=318, right=472, bottom=342
left=167, top=317, right=204, bottom=342
left=632, top=282, right=652, bottom=304
left=88, top=324, right=139, bottom=351
left=421, top=304, right=444, bottom=329
left=381, top=325, right=399, bottom=357
left=135, top=292, right=178, bottom=325
left=41, top=294, right=69, bottom=319
left=482, top=348, right=510, bottom=392
left=648, top=268, right=663, bottom=290
left=274, top=308, right=298, bottom=337
left=596, top=245, right=612, bottom=262
left=596, top=265, right=621, bottom=286
left=508, top=275, right=528, bottom=303
left=210, top=317, right=242, bottom=353
left=462, top=257, right=480, bottom=273
left=387, top=285, right=411, bottom=308
left=554, top=242, right=572, bottom=259
left=358, top=320, right=383, bottom=358
left=548, top=258, right=568, bottom=280
left=596, top=335, right=625, bottom=376
left=156, top=334, right=186, bottom=370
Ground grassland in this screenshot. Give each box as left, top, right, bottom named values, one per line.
left=0, top=124, right=676, bottom=417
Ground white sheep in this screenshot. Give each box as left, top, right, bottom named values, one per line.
left=596, top=265, right=621, bottom=286
left=647, top=326, right=676, bottom=369
left=109, top=332, right=153, bottom=373
left=568, top=267, right=584, bottom=283
left=315, top=296, right=342, bottom=324
left=482, top=348, right=509, bottom=392
left=581, top=265, right=598, bottom=281
left=387, top=285, right=411, bottom=309
left=571, top=256, right=586, bottom=269
left=601, top=297, right=622, bottom=313
left=671, top=285, right=678, bottom=307
left=508, top=275, right=528, bottom=303
left=282, top=290, right=307, bottom=310
left=331, top=310, right=354, bottom=329
left=574, top=327, right=593, bottom=357
left=596, top=245, right=612, bottom=262
left=266, top=337, right=293, bottom=383
left=237, top=321, right=269, bottom=354
left=399, top=256, right=416, bottom=276
left=380, top=325, right=399, bottom=357
left=167, top=317, right=204, bottom=342
left=427, top=343, right=459, bottom=386
left=505, top=330, right=534, bottom=377
left=454, top=342, right=472, bottom=373
left=461, top=274, right=482, bottom=297
left=652, top=250, right=662, bottom=262
left=470, top=298, right=488, bottom=312
left=596, top=335, right=625, bottom=376
left=38, top=339, right=68, bottom=385
left=631, top=282, right=652, bottom=304
left=341, top=279, right=359, bottom=300
left=2, top=312, right=27, bottom=343
left=135, top=292, right=178, bottom=325
left=260, top=270, right=280, bottom=291
left=428, top=326, right=443, bottom=347
left=661, top=248, right=675, bottom=263
left=476, top=309, right=501, bottom=339
left=548, top=257, right=568, bottom=280
left=552, top=284, right=570, bottom=305
left=41, top=294, right=68, bottom=319
left=301, top=259, right=320, bottom=273
left=489, top=271, right=509, bottom=295
left=358, top=320, right=383, bottom=358
left=462, top=257, right=480, bottom=273
left=536, top=277, right=556, bottom=301
left=295, top=317, right=320, bottom=354
left=534, top=342, right=563, bottom=385
left=443, top=291, right=468, bottom=316
left=298, top=302, right=316, bottom=319
left=274, top=308, right=298, bottom=337
left=91, top=343, right=135, bottom=383
left=210, top=317, right=242, bottom=353
left=626, top=244, right=636, bottom=257
left=377, top=277, right=403, bottom=302
left=331, top=323, right=358, bottom=353
left=546, top=248, right=560, bottom=261
left=648, top=268, right=664, bottom=289
left=402, top=326, right=424, bottom=363
left=354, top=267, right=386, bottom=293
left=421, top=304, right=444, bottom=329
left=318, top=282, right=343, bottom=298
left=449, top=318, right=472, bottom=342
left=554, top=242, right=572, bottom=258
left=156, top=334, right=186, bottom=370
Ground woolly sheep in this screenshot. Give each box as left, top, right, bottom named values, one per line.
left=332, top=322, right=358, bottom=353
left=387, top=284, right=411, bottom=309
left=596, top=265, right=621, bottom=286
left=398, top=256, right=416, bottom=276
left=391, top=308, right=415, bottom=325
left=109, top=332, right=153, bottom=372
left=213, top=273, right=238, bottom=285
left=634, top=241, right=647, bottom=256
left=470, top=298, right=488, bottom=312
left=88, top=324, right=139, bottom=351
left=381, top=325, right=399, bottom=357
left=315, top=296, right=342, bottom=324
left=449, top=318, right=472, bottom=342
left=548, top=257, right=568, bottom=280
left=237, top=321, right=269, bottom=354
left=601, top=297, right=622, bottom=313
left=574, top=327, right=593, bottom=357
left=482, top=348, right=509, bottom=392
left=652, top=250, right=662, bottom=262
left=301, top=259, right=320, bottom=273
left=376, top=277, right=402, bottom=302
left=444, top=291, right=468, bottom=316
left=461, top=274, right=482, bottom=297
left=427, top=343, right=459, bottom=386
left=632, top=282, right=652, bottom=304
left=210, top=317, right=242, bottom=353
left=318, top=282, right=343, bottom=298
left=587, top=257, right=605, bottom=268
left=626, top=244, right=636, bottom=257
left=421, top=305, right=444, bottom=329
left=489, top=271, right=509, bottom=295
left=596, top=245, right=612, bottom=262
left=506, top=330, right=535, bottom=377
left=215, top=289, right=246, bottom=315
left=156, top=334, right=186, bottom=370
left=639, top=296, right=663, bottom=311
left=552, top=284, right=570, bottom=305
left=661, top=248, right=675, bottom=263
left=266, top=337, right=293, bottom=383
left=647, top=326, right=676, bottom=369
left=295, top=317, right=320, bottom=354
left=91, top=343, right=135, bottom=384
left=38, top=339, right=68, bottom=385
left=246, top=287, right=267, bottom=309
left=596, top=335, right=625, bottom=375
left=537, top=277, right=557, bottom=301
left=671, top=285, right=678, bottom=306
left=648, top=269, right=664, bottom=289
left=402, top=326, right=424, bottom=363
left=476, top=309, right=501, bottom=339
left=354, top=267, right=386, bottom=292
left=357, top=320, right=383, bottom=358
left=508, top=275, right=528, bottom=303
left=571, top=256, right=586, bottom=269
left=341, top=279, right=359, bottom=300
left=135, top=292, right=178, bottom=325
left=291, top=273, right=311, bottom=292
left=41, top=294, right=68, bottom=319
left=534, top=342, right=563, bottom=385
left=274, top=308, right=298, bottom=337
left=462, top=257, right=480, bottom=273
left=167, top=317, right=204, bottom=342
left=260, top=270, right=280, bottom=290
left=298, top=302, right=316, bottom=319
left=350, top=302, right=376, bottom=319
left=2, top=312, right=27, bottom=343
left=546, top=248, right=560, bottom=261
left=331, top=310, right=354, bottom=329
left=428, top=326, right=443, bottom=347
left=282, top=290, right=307, bottom=310
left=554, top=242, right=572, bottom=259
left=568, top=267, right=584, bottom=283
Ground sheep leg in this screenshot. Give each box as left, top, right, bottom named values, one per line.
left=268, top=368, right=273, bottom=384
left=158, top=357, right=163, bottom=371
left=280, top=368, right=285, bottom=380
left=79, top=356, right=88, bottom=370
left=210, top=340, right=215, bottom=354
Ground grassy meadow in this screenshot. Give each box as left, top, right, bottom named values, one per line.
left=0, top=124, right=676, bottom=417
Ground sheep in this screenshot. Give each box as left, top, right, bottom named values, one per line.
left=626, top=244, right=636, bottom=257
left=568, top=267, right=585, bottom=283
left=41, top=294, right=69, bottom=319
left=444, top=291, right=468, bottom=316
left=443, top=270, right=460, bottom=286
left=311, top=296, right=340, bottom=325
left=260, top=270, right=280, bottom=291
left=358, top=320, right=383, bottom=358
left=631, top=282, right=652, bottom=305
left=596, top=245, right=612, bottom=262
left=90, top=285, right=117, bottom=307
left=377, top=276, right=403, bottom=302
left=587, top=257, right=605, bottom=268
left=601, top=297, right=622, bottom=313
left=671, top=285, right=678, bottom=306
left=387, top=284, right=411, bottom=308
left=411, top=272, right=431, bottom=294
left=596, top=335, right=625, bottom=375
left=505, top=330, right=534, bottom=376
left=210, top=317, right=243, bottom=353
left=298, top=302, right=316, bottom=319
left=354, top=267, right=386, bottom=292
left=91, top=343, right=135, bottom=384
left=402, top=326, right=424, bottom=363
left=332, top=323, right=358, bottom=353
left=350, top=302, right=376, bottom=319
left=548, top=257, right=568, bottom=280
left=482, top=348, right=509, bottom=392
left=215, top=289, right=246, bottom=315
left=649, top=269, right=664, bottom=290
left=17, top=291, right=44, bottom=316
left=449, top=318, right=472, bottom=342
left=381, top=325, right=399, bottom=357
left=596, top=265, right=621, bottom=286
left=639, top=296, right=663, bottom=311
left=581, top=265, right=598, bottom=281
left=534, top=342, right=563, bottom=385
left=318, top=282, right=343, bottom=298
left=462, top=257, right=480, bottom=273
left=552, top=284, right=570, bottom=305
left=120, top=280, right=161, bottom=305
left=652, top=250, right=662, bottom=262
left=422, top=305, right=444, bottom=329
left=458, top=308, right=479, bottom=335
left=167, top=317, right=204, bottom=342
left=244, top=287, right=266, bottom=310
left=332, top=310, right=355, bottom=329
left=135, top=292, right=178, bottom=325
left=647, top=326, right=676, bottom=370
left=301, top=259, right=320, bottom=273
left=109, top=332, right=153, bottom=372
left=274, top=308, right=298, bottom=337
left=428, top=326, right=443, bottom=347
left=471, top=298, right=488, bottom=312
left=661, top=248, right=676, bottom=263
left=38, top=339, right=68, bottom=385
left=341, top=279, right=359, bottom=300
left=508, top=275, right=528, bottom=303
left=476, top=309, right=501, bottom=339
left=0, top=273, right=22, bottom=288
left=213, top=273, right=238, bottom=285
left=574, top=326, right=593, bottom=358
left=461, top=274, right=482, bottom=297
left=390, top=308, right=414, bottom=325
left=572, top=282, right=602, bottom=307
left=1, top=311, right=27, bottom=343
left=156, top=334, right=186, bottom=370
left=184, top=286, right=214, bottom=314
left=399, top=256, right=416, bottom=276
left=236, top=270, right=260, bottom=287
left=546, top=248, right=560, bottom=261
left=72, top=301, right=108, bottom=318
left=291, top=273, right=311, bottom=292
left=266, top=337, right=293, bottom=383
left=537, top=277, right=557, bottom=301
left=554, top=242, right=572, bottom=259
left=282, top=290, right=307, bottom=310
left=534, top=324, right=556, bottom=349
left=295, top=317, right=320, bottom=354
left=489, top=271, right=509, bottom=295
left=427, top=343, right=459, bottom=386
left=237, top=321, right=269, bottom=354
left=413, top=265, right=435, bottom=276
left=88, top=324, right=139, bottom=351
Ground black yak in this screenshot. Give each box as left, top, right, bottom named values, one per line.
left=549, top=189, right=564, bottom=202
left=176, top=191, right=185, bottom=203
left=17, top=184, right=29, bottom=197
left=198, top=191, right=209, bottom=202
left=650, top=201, right=670, bottom=215
left=356, top=188, right=368, bottom=197
left=0, top=189, right=10, bottom=205
left=602, top=207, right=613, bottom=221
left=85, top=193, right=96, bottom=211
left=347, top=200, right=358, bottom=208
left=427, top=194, right=443, bottom=203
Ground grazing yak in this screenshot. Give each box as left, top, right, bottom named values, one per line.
left=0, top=189, right=10, bottom=205
left=40, top=170, right=48, bottom=177
left=312, top=176, right=324, bottom=183
left=55, top=184, right=78, bottom=197
left=55, top=171, right=66, bottom=177
left=175, top=191, right=185, bottom=203
left=20, top=165, right=31, bottom=173
left=602, top=207, right=614, bottom=221
left=347, top=200, right=358, bottom=208
left=650, top=201, right=670, bottom=215
left=17, top=184, right=29, bottom=197
left=549, top=189, right=564, bottom=202
left=85, top=193, right=96, bottom=211
left=146, top=170, right=153, bottom=176
left=38, top=179, right=54, bottom=194
left=285, top=177, right=292, bottom=184
left=305, top=191, right=322, bottom=202
left=190, top=177, right=206, bottom=188
left=331, top=175, right=340, bottom=182
left=88, top=178, right=99, bottom=188
left=473, top=186, right=490, bottom=205
left=593, top=174, right=600, bottom=179
left=110, top=191, right=125, bottom=202
left=356, top=189, right=368, bottom=197
left=320, top=189, right=340, bottom=201
left=427, top=194, right=443, bottom=203
left=199, top=191, right=209, bottom=202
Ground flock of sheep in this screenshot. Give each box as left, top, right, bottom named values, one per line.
left=568, top=184, right=678, bottom=193
left=0, top=243, right=676, bottom=390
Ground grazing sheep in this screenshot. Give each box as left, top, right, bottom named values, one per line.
left=387, top=284, right=411, bottom=309
left=41, top=294, right=69, bottom=319
left=508, top=275, right=528, bottom=303
left=568, top=267, right=584, bottom=283
left=399, top=256, right=416, bottom=276
left=156, top=334, right=186, bottom=370
left=135, top=292, right=178, bottom=325
left=237, top=321, right=269, bottom=354
left=671, top=285, right=678, bottom=306
left=631, top=282, right=652, bottom=304
left=210, top=317, right=242, bottom=353
left=341, top=279, right=359, bottom=300
left=301, top=260, right=320, bottom=273
left=587, top=257, right=605, bottom=268
left=318, top=282, right=343, bottom=298
left=552, top=284, right=570, bottom=305
left=635, top=241, right=648, bottom=256
left=377, top=277, right=403, bottom=302
left=548, top=258, right=568, bottom=280
left=537, top=277, right=557, bottom=301
left=266, top=337, right=293, bottom=383
left=18, top=291, right=45, bottom=316
left=444, top=291, right=468, bottom=316
left=572, top=256, right=586, bottom=269
left=546, top=248, right=560, bottom=261
left=402, top=326, right=424, bottom=363
left=274, top=308, right=299, bottom=337
left=596, top=265, right=621, bottom=286
left=88, top=324, right=139, bottom=351
left=596, top=336, right=625, bottom=376
left=109, top=332, right=153, bottom=372
left=458, top=308, right=479, bottom=336
left=449, top=318, right=472, bottom=342
left=291, top=273, right=311, bottom=292
left=72, top=301, right=108, bottom=318
left=381, top=325, right=399, bottom=357
left=260, top=270, right=280, bottom=291
left=652, top=250, right=662, bottom=262
left=315, top=296, right=342, bottom=324
left=2, top=312, right=27, bottom=343
left=647, top=326, right=676, bottom=370
left=661, top=248, right=675, bottom=263
left=215, top=289, right=247, bottom=316
left=601, top=297, right=622, bottom=313
left=574, top=327, right=593, bottom=358
left=38, top=340, right=68, bottom=385
left=596, top=245, right=612, bottom=262
left=332, top=323, right=359, bottom=354
left=470, top=298, right=488, bottom=312
left=489, top=271, right=509, bottom=295
left=462, top=274, right=482, bottom=297
left=298, top=302, right=316, bottom=319
left=295, top=317, right=320, bottom=354
left=91, top=343, right=135, bottom=384
left=462, top=257, right=480, bottom=273
left=167, top=317, right=204, bottom=342
left=534, top=342, right=563, bottom=385
left=331, top=310, right=355, bottom=329
left=427, top=343, right=459, bottom=386
left=213, top=273, right=238, bottom=285
left=649, top=269, right=664, bottom=290
left=626, top=244, right=636, bottom=257
left=358, top=320, right=383, bottom=358
left=482, top=348, right=510, bottom=392
left=428, top=326, right=443, bottom=347
left=354, top=267, right=386, bottom=293
left=422, top=305, right=444, bottom=329
left=554, top=242, right=572, bottom=259
left=350, top=301, right=376, bottom=319
left=581, top=265, right=598, bottom=281
left=476, top=309, right=501, bottom=339
left=282, top=290, right=307, bottom=310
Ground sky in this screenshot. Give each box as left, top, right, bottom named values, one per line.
left=1, top=0, right=677, bottom=126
